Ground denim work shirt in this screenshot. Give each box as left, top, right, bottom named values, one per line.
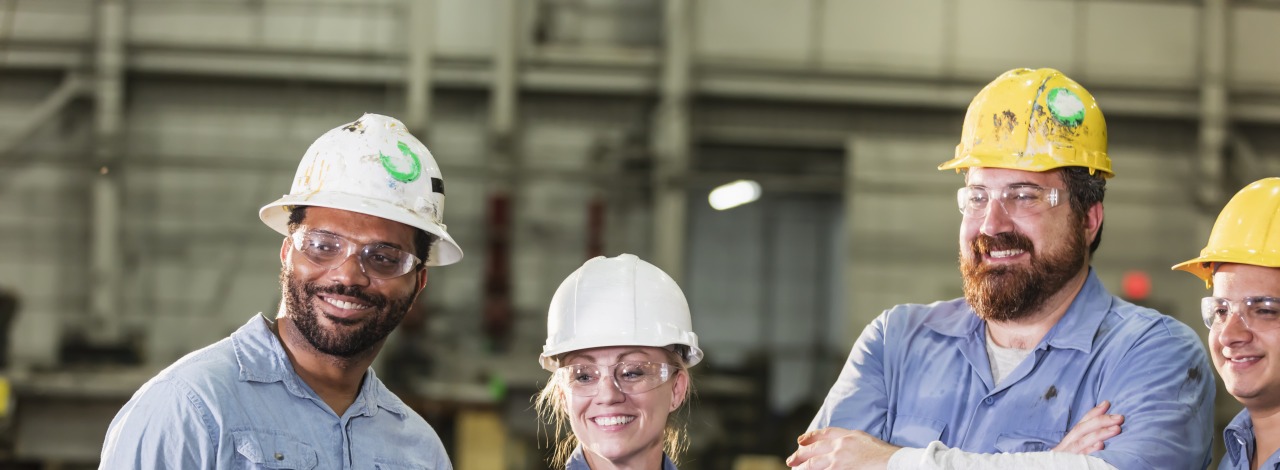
left=565, top=446, right=678, bottom=470
left=1221, top=409, right=1280, bottom=469
left=100, top=314, right=452, bottom=469
left=810, top=269, right=1215, bottom=470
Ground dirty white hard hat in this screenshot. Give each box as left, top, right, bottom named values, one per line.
left=259, top=113, right=462, bottom=266
left=540, top=254, right=702, bottom=371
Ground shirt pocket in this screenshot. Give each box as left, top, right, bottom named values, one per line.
left=232, top=430, right=319, bottom=469
left=993, top=429, right=1067, bottom=453
left=888, top=414, right=947, bottom=448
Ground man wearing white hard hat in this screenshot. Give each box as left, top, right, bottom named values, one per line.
left=100, top=114, right=461, bottom=468
left=536, top=254, right=702, bottom=470
left=1174, top=178, right=1280, bottom=470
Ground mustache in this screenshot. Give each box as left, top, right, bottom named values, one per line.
left=971, top=232, right=1034, bottom=257
left=303, top=282, right=387, bottom=309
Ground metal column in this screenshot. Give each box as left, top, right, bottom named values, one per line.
left=651, top=0, right=691, bottom=284
left=90, top=0, right=126, bottom=344
left=1198, top=0, right=1229, bottom=206
left=405, top=0, right=434, bottom=134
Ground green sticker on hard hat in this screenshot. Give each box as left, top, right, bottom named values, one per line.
left=1046, top=87, right=1085, bottom=127
left=380, top=141, right=422, bottom=183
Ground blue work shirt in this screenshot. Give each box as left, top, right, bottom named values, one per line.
left=811, top=269, right=1215, bottom=470
left=1221, top=409, right=1280, bottom=469
left=565, top=446, right=678, bottom=470
left=100, top=314, right=452, bottom=469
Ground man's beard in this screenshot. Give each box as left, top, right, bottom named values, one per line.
left=960, top=222, right=1087, bottom=323
left=281, top=268, right=414, bottom=358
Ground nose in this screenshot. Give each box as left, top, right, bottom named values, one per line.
left=593, top=375, right=627, bottom=405
left=1217, top=310, right=1253, bottom=348
left=978, top=199, right=1015, bottom=237
left=325, top=252, right=372, bottom=286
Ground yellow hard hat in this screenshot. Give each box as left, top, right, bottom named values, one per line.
left=1173, top=177, right=1280, bottom=288
left=939, top=68, right=1113, bottom=178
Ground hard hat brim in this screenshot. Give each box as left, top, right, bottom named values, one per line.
left=259, top=191, right=463, bottom=267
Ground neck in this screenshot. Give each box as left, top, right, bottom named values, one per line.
left=583, top=444, right=665, bottom=470
left=1251, top=407, right=1280, bottom=469
left=273, top=314, right=381, bottom=417
left=986, top=266, right=1090, bottom=349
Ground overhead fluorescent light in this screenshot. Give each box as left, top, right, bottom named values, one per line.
left=708, top=179, right=762, bottom=211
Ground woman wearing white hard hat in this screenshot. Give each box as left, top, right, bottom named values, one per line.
left=536, top=254, right=703, bottom=470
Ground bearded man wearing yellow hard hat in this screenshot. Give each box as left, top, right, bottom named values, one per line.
left=1175, top=178, right=1280, bottom=470
left=788, top=69, right=1214, bottom=470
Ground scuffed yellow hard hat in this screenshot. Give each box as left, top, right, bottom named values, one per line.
left=940, top=68, right=1113, bottom=178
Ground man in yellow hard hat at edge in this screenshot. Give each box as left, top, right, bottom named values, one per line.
left=1175, top=177, right=1280, bottom=470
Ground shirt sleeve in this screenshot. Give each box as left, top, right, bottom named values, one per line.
left=888, top=442, right=1118, bottom=470
left=1089, top=319, right=1216, bottom=470
left=808, top=311, right=890, bottom=439
left=99, top=377, right=218, bottom=469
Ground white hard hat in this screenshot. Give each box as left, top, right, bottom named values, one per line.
left=259, top=113, right=462, bottom=266
left=540, top=254, right=703, bottom=371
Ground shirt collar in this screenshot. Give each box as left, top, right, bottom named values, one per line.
left=229, top=313, right=404, bottom=418
left=1224, top=409, right=1256, bottom=468
left=566, top=446, right=678, bottom=470
left=924, top=268, right=1111, bottom=354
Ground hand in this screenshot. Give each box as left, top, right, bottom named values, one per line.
left=1052, top=400, right=1124, bottom=454
left=787, top=427, right=900, bottom=470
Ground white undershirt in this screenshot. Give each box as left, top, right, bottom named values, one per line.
left=882, top=329, right=1118, bottom=470
left=985, top=328, right=1033, bottom=386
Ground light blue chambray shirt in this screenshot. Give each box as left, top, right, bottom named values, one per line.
left=565, top=446, right=678, bottom=470
left=810, top=269, right=1215, bottom=470
left=100, top=314, right=452, bottom=469
left=1220, top=409, right=1280, bottom=469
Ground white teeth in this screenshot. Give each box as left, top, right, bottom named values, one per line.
left=593, top=416, right=635, bottom=426
left=989, top=249, right=1025, bottom=259
left=1231, top=357, right=1260, bottom=363
left=324, top=298, right=370, bottom=310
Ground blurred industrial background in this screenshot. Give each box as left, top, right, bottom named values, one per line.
left=0, top=0, right=1275, bottom=468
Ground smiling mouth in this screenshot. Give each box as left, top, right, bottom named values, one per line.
left=987, top=249, right=1025, bottom=259
left=593, top=416, right=635, bottom=426
left=1227, top=356, right=1261, bottom=364
left=321, top=296, right=372, bottom=310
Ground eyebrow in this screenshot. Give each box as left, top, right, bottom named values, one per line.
left=308, top=228, right=409, bottom=251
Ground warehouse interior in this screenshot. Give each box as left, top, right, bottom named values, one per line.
left=0, top=0, right=1277, bottom=468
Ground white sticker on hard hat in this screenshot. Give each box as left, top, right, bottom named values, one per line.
left=416, top=196, right=442, bottom=225
left=1047, top=87, right=1085, bottom=127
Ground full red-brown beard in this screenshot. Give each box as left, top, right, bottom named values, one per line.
left=960, top=223, right=1087, bottom=323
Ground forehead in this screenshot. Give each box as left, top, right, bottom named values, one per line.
left=563, top=346, right=667, bottom=364
left=965, top=167, right=1062, bottom=187
left=1212, top=264, right=1280, bottom=297
left=299, top=206, right=416, bottom=247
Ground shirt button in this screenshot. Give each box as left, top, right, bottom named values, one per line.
left=983, top=397, right=994, bottom=405
left=275, top=453, right=284, bottom=461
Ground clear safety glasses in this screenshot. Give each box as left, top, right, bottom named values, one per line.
left=957, top=184, right=1061, bottom=219
left=290, top=230, right=422, bottom=279
left=556, top=361, right=675, bottom=397
left=1202, top=296, right=1280, bottom=331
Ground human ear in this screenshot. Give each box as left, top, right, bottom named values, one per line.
left=669, top=370, right=689, bottom=412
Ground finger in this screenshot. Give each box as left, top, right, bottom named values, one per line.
left=797, top=429, right=823, bottom=445
left=787, top=439, right=832, bottom=467
left=1078, top=400, right=1111, bottom=424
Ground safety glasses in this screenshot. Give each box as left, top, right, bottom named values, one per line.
left=1203, top=296, right=1280, bottom=331
left=556, top=361, right=675, bottom=397
left=957, top=184, right=1061, bottom=219
left=290, top=230, right=421, bottom=279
